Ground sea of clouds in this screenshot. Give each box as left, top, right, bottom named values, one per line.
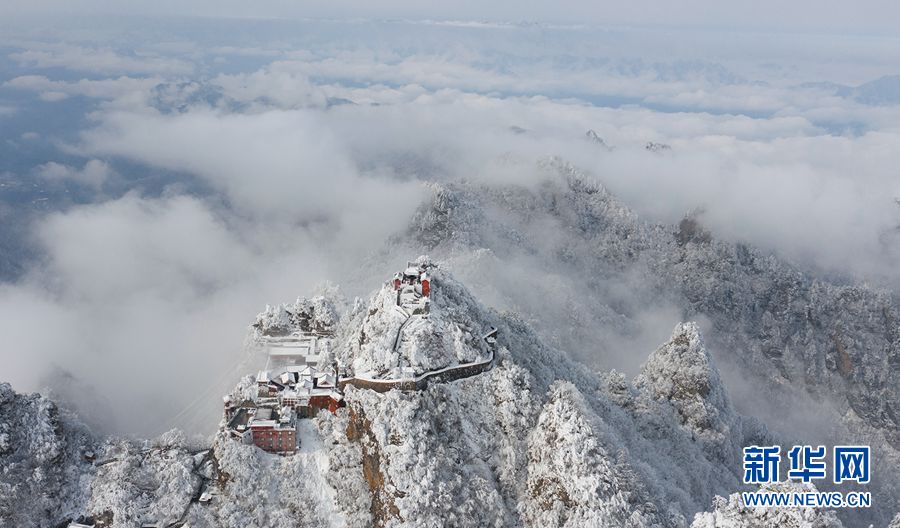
left=0, top=13, right=899, bottom=435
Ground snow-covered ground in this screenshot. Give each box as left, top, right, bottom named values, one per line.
left=295, top=419, right=345, bottom=528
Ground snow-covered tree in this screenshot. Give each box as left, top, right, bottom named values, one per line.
left=690, top=482, right=844, bottom=528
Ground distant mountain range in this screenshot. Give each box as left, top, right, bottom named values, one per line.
left=802, top=74, right=900, bottom=105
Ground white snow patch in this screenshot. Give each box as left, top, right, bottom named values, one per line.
left=296, top=420, right=345, bottom=528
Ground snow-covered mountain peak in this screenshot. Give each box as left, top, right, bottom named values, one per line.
left=637, top=322, right=721, bottom=406
left=585, top=129, right=613, bottom=150
left=635, top=322, right=739, bottom=462
left=334, top=261, right=494, bottom=378
left=523, top=381, right=659, bottom=527
left=0, top=260, right=870, bottom=528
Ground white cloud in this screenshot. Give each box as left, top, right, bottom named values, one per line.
left=1, top=103, right=429, bottom=434
left=212, top=68, right=327, bottom=109
left=77, top=107, right=426, bottom=229
left=3, top=20, right=900, bottom=437
left=35, top=159, right=114, bottom=188
left=35, top=194, right=254, bottom=302
left=9, top=45, right=193, bottom=75
left=583, top=131, right=900, bottom=283
left=5, top=74, right=160, bottom=102
left=0, top=189, right=416, bottom=434
left=0, top=195, right=258, bottom=433
left=66, top=59, right=900, bottom=289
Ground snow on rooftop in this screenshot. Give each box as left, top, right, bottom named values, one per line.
left=267, top=345, right=312, bottom=356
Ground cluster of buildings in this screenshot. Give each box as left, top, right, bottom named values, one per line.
left=393, top=262, right=432, bottom=313
left=223, top=332, right=344, bottom=455
left=222, top=261, right=436, bottom=455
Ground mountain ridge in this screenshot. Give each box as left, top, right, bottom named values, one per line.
left=2, top=157, right=898, bottom=526
left=0, top=263, right=859, bottom=527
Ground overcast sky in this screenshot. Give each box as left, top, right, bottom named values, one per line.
left=3, top=0, right=900, bottom=34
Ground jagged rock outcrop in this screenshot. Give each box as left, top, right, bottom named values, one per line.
left=521, top=382, right=658, bottom=527
left=635, top=322, right=740, bottom=463
left=646, top=142, right=672, bottom=152
left=585, top=129, right=613, bottom=150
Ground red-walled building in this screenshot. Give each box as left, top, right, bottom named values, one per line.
left=249, top=407, right=297, bottom=454
left=308, top=390, right=344, bottom=414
